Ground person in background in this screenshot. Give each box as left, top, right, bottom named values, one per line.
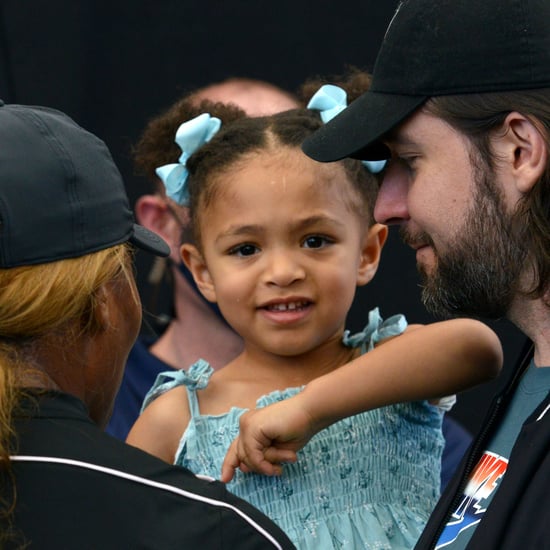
left=126, top=83, right=502, bottom=549
left=234, top=0, right=550, bottom=547
left=0, top=101, right=295, bottom=549
left=190, top=77, right=300, bottom=115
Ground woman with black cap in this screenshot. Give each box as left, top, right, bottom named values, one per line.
left=0, top=102, right=294, bottom=550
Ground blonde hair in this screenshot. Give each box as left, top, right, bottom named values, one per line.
left=0, top=243, right=135, bottom=542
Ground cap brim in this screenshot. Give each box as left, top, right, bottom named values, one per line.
left=129, top=224, right=170, bottom=257
left=302, top=90, right=428, bottom=162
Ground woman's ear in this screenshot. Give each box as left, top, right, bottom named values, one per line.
left=89, top=283, right=110, bottom=333
left=499, top=112, right=548, bottom=194
left=180, top=244, right=217, bottom=303
left=356, top=223, right=388, bottom=287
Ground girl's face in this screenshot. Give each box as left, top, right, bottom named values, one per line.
left=184, top=147, right=385, bottom=358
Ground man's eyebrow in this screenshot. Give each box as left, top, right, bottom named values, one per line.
left=384, top=131, right=418, bottom=148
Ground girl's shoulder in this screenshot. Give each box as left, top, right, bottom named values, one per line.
left=147, top=382, right=190, bottom=409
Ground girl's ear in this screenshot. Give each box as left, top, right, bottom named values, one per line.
left=498, top=112, right=548, bottom=195
left=356, top=223, right=388, bottom=287
left=180, top=243, right=217, bottom=303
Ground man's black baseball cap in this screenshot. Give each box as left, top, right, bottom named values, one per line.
left=0, top=102, right=169, bottom=267
left=303, top=0, right=550, bottom=162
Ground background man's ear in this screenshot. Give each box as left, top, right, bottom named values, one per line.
left=180, top=244, right=217, bottom=302
left=135, top=194, right=188, bottom=263
left=356, top=223, right=388, bottom=287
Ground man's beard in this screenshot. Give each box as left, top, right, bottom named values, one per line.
left=403, top=165, right=528, bottom=319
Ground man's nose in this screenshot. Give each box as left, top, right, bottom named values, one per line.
left=373, top=168, right=410, bottom=225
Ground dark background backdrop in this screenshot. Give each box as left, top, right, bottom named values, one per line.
left=0, top=0, right=527, bottom=434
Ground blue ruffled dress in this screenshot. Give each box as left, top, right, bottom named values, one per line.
left=143, top=308, right=445, bottom=549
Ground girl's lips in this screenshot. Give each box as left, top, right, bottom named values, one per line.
left=259, top=300, right=313, bottom=325
left=263, top=300, right=310, bottom=312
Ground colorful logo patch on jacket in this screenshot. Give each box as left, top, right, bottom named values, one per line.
left=436, top=451, right=508, bottom=548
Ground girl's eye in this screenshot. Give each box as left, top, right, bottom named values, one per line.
left=303, top=235, right=331, bottom=249
left=229, top=243, right=259, bottom=257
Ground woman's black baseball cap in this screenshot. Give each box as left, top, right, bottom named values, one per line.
left=0, top=102, right=169, bottom=267
left=303, top=0, right=550, bottom=162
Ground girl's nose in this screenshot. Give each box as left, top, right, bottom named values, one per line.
left=263, top=250, right=306, bottom=287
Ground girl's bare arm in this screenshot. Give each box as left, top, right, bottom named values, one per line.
left=126, top=385, right=190, bottom=464
left=221, top=318, right=502, bottom=481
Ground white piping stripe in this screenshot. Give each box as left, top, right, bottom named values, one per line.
left=536, top=403, right=550, bottom=421
left=10, top=455, right=283, bottom=549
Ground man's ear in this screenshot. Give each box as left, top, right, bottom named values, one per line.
left=135, top=194, right=188, bottom=263
left=356, top=223, right=388, bottom=287
left=499, top=112, right=548, bottom=195
left=180, top=243, right=217, bottom=303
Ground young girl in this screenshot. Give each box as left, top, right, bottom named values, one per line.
left=127, top=86, right=502, bottom=549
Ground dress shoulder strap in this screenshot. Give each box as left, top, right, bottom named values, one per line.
left=342, top=307, right=408, bottom=353
left=141, top=359, right=214, bottom=417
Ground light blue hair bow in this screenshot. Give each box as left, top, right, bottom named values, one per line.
left=307, top=84, right=387, bottom=174
left=155, top=113, right=222, bottom=205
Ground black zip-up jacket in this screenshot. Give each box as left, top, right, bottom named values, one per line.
left=415, top=346, right=550, bottom=549
left=3, top=391, right=295, bottom=550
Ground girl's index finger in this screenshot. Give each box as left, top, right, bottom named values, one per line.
left=220, top=437, right=241, bottom=483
